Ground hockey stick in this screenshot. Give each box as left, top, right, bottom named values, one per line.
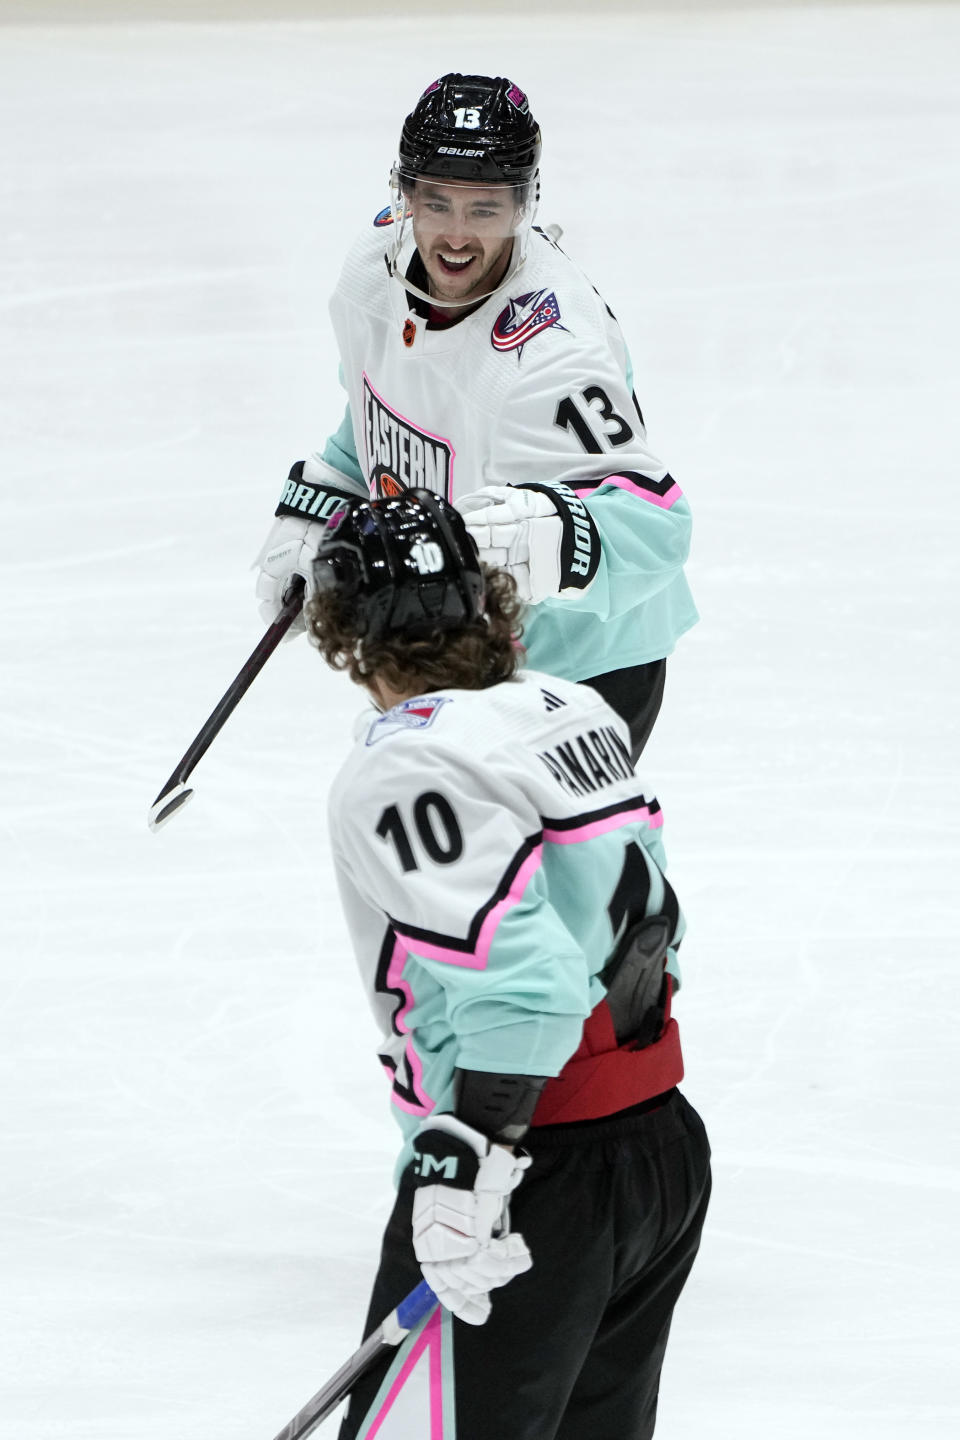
left=269, top=1280, right=438, bottom=1440
left=148, top=578, right=306, bottom=832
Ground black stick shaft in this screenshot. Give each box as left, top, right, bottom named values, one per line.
left=269, top=1330, right=389, bottom=1440
left=151, top=579, right=305, bottom=811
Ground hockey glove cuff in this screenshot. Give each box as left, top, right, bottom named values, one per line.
left=409, top=1113, right=532, bottom=1326
left=253, top=460, right=360, bottom=635
left=455, top=482, right=600, bottom=603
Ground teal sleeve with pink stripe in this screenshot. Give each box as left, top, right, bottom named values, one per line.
left=557, top=476, right=693, bottom=620
left=398, top=857, right=595, bottom=1079
left=521, top=475, right=698, bottom=676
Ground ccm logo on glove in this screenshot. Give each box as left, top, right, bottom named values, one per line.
left=412, top=1129, right=480, bottom=1186
left=409, top=1113, right=532, bottom=1326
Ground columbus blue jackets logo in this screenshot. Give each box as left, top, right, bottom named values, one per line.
left=491, top=289, right=565, bottom=356
left=366, top=696, right=450, bottom=746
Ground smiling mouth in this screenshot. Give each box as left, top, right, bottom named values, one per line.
left=436, top=252, right=476, bottom=276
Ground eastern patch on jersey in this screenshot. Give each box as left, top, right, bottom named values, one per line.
left=363, top=372, right=454, bottom=500
left=491, top=287, right=564, bottom=356
left=516, top=480, right=600, bottom=591
left=366, top=696, right=450, bottom=746
left=373, top=205, right=395, bottom=227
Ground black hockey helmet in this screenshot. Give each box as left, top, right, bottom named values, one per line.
left=398, top=73, right=541, bottom=193
left=312, top=490, right=485, bottom=640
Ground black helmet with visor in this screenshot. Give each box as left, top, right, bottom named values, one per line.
left=388, top=74, right=541, bottom=308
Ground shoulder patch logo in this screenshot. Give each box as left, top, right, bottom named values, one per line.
left=366, top=696, right=450, bottom=746
left=373, top=206, right=394, bottom=227
left=491, top=289, right=565, bottom=357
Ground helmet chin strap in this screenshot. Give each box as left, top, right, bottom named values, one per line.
left=388, top=234, right=530, bottom=311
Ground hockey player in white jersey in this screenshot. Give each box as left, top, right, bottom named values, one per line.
left=256, top=72, right=697, bottom=759
left=307, top=490, right=710, bottom=1439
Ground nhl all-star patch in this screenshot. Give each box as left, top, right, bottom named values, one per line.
left=373, top=206, right=394, bottom=227
left=366, top=696, right=450, bottom=746
left=491, top=289, right=565, bottom=356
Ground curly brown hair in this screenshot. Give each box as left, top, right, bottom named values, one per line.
left=305, top=564, right=526, bottom=694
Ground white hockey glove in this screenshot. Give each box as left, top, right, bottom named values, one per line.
left=253, top=459, right=364, bottom=636
left=455, top=481, right=600, bottom=604
left=254, top=514, right=325, bottom=638
left=410, top=1113, right=532, bottom=1326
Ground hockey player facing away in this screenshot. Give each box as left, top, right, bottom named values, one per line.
left=256, top=73, right=697, bottom=761
left=307, top=490, right=711, bottom=1440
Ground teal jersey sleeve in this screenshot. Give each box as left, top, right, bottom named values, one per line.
left=319, top=400, right=365, bottom=488
left=522, top=481, right=698, bottom=677
left=547, top=478, right=693, bottom=622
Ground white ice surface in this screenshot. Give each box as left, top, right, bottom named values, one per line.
left=1, top=5, right=958, bottom=1437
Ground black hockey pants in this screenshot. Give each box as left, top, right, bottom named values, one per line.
left=581, top=658, right=667, bottom=764
left=338, top=1088, right=711, bottom=1440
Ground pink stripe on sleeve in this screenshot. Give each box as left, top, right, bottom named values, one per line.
left=543, top=804, right=662, bottom=845
left=573, top=473, right=683, bottom=509
left=394, top=844, right=544, bottom=970
left=384, top=936, right=433, bottom=1116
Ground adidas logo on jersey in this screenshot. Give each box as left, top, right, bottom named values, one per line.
left=541, top=688, right=566, bottom=711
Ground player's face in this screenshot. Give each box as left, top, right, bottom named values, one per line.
left=408, top=180, right=519, bottom=305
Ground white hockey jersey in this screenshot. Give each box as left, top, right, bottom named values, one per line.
left=327, top=669, right=684, bottom=1172
left=287, top=218, right=698, bottom=681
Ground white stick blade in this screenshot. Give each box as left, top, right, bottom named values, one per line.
left=148, top=784, right=194, bottom=832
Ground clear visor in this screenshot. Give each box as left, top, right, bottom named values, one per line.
left=387, top=165, right=538, bottom=309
